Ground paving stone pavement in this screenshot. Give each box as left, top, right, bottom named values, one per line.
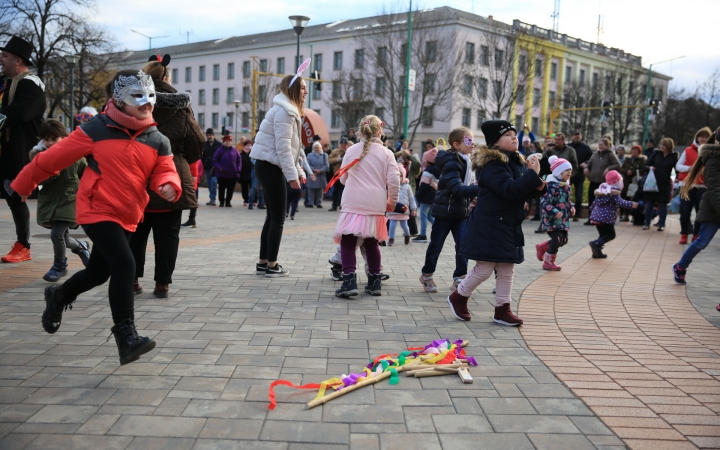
left=0, top=199, right=717, bottom=449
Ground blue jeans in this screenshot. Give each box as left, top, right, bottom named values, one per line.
left=205, top=170, right=217, bottom=203
left=645, top=200, right=667, bottom=227
left=421, top=217, right=468, bottom=278
left=248, top=171, right=265, bottom=206
left=388, top=220, right=410, bottom=239
left=418, top=203, right=435, bottom=236
left=679, top=187, right=705, bottom=235
left=677, top=222, right=720, bottom=269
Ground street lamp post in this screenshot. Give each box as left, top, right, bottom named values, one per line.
left=234, top=100, right=241, bottom=144
left=642, top=55, right=685, bottom=145
left=403, top=0, right=413, bottom=140
left=130, top=29, right=169, bottom=60
left=64, top=54, right=80, bottom=127
left=288, top=16, right=310, bottom=69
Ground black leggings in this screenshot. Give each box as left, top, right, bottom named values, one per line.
left=217, top=177, right=237, bottom=205
left=547, top=230, right=568, bottom=255
left=61, top=222, right=135, bottom=324
left=5, top=192, right=30, bottom=248
left=255, top=160, right=286, bottom=262
left=239, top=180, right=250, bottom=203
left=286, top=183, right=301, bottom=217
left=595, top=224, right=616, bottom=244
left=129, top=210, right=182, bottom=285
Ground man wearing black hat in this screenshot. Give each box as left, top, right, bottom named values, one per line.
left=202, top=128, right=221, bottom=205
left=0, top=36, right=46, bottom=263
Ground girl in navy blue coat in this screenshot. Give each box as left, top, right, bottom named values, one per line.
left=447, top=120, right=546, bottom=326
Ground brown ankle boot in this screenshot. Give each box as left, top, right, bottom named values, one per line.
left=493, top=303, right=523, bottom=326
left=133, top=279, right=143, bottom=296
left=153, top=283, right=169, bottom=298
left=447, top=291, right=471, bottom=321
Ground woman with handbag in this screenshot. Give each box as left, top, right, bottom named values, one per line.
left=643, top=138, right=678, bottom=231
left=619, top=145, right=646, bottom=222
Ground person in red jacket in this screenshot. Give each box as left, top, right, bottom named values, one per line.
left=11, top=69, right=181, bottom=365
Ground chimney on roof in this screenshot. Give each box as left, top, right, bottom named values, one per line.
left=488, top=15, right=493, bottom=20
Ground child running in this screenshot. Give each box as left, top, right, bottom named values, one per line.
left=330, top=115, right=400, bottom=298
left=12, top=70, right=181, bottom=365
left=387, top=165, right=416, bottom=246
left=673, top=127, right=720, bottom=290
left=588, top=170, right=638, bottom=258
left=536, top=155, right=575, bottom=271
left=419, top=127, right=480, bottom=293
left=30, top=119, right=91, bottom=282
left=447, top=120, right=546, bottom=325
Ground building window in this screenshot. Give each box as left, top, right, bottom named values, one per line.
left=242, top=87, right=249, bottom=103
left=461, top=108, right=471, bottom=127
left=579, top=69, right=586, bottom=86
left=532, top=117, right=539, bottom=133
left=535, top=59, right=543, bottom=78
left=199, top=66, right=206, bottom=81
left=425, top=41, right=437, bottom=62
left=212, top=88, right=219, bottom=105
left=258, top=85, right=266, bottom=101
left=355, top=49, right=364, bottom=69
left=378, top=47, right=388, bottom=67
left=312, top=84, right=321, bottom=100
left=259, top=59, right=267, bottom=73
left=565, top=66, right=572, bottom=83
left=549, top=91, right=556, bottom=108
left=227, top=87, right=234, bottom=103
left=277, top=57, right=285, bottom=75
left=478, top=77, right=488, bottom=99
left=519, top=54, right=527, bottom=73
left=517, top=84, right=524, bottom=102
left=592, top=72, right=599, bottom=88
left=211, top=113, right=219, bottom=129
left=422, top=106, right=433, bottom=127
left=424, top=73, right=436, bottom=94
left=213, top=64, right=220, bottom=80
left=375, top=107, right=384, bottom=121
left=533, top=88, right=540, bottom=107
left=171, top=68, right=178, bottom=84
left=198, top=113, right=205, bottom=128
left=514, top=114, right=523, bottom=130
left=199, top=89, right=206, bottom=105
left=352, top=78, right=363, bottom=99
left=465, top=42, right=475, bottom=64
left=493, top=80, right=503, bottom=96
left=331, top=109, right=340, bottom=128
left=241, top=112, right=249, bottom=128
left=463, top=75, right=473, bottom=96
left=494, top=49, right=504, bottom=69
left=332, top=82, right=341, bottom=100
left=605, top=74, right=612, bottom=92
left=476, top=109, right=485, bottom=129
left=481, top=45, right=489, bottom=66
left=400, top=44, right=407, bottom=65
left=227, top=112, right=234, bottom=128
left=314, top=53, right=323, bottom=71
left=228, top=63, right=235, bottom=80
left=550, top=62, right=557, bottom=81
left=333, top=51, right=343, bottom=70
left=185, top=67, right=191, bottom=83
left=375, top=77, right=386, bottom=97
left=242, top=61, right=250, bottom=78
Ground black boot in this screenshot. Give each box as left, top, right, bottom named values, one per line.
left=42, top=284, right=74, bottom=334
left=72, top=241, right=91, bottom=267
left=365, top=273, right=382, bottom=296
left=589, top=240, right=607, bottom=259
left=181, top=217, right=196, bottom=228
left=43, top=258, right=68, bottom=282
left=335, top=273, right=358, bottom=298
left=329, top=261, right=342, bottom=281
left=110, top=318, right=157, bottom=365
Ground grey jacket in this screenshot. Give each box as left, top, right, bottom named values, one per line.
left=586, top=149, right=621, bottom=184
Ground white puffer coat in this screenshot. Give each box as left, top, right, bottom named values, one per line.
left=249, top=93, right=305, bottom=181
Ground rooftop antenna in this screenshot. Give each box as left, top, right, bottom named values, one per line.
left=596, top=14, right=604, bottom=44
left=551, top=0, right=560, bottom=32
left=180, top=29, right=194, bottom=44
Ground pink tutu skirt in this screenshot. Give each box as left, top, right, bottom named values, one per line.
left=333, top=212, right=388, bottom=244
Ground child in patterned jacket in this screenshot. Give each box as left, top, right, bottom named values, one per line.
left=588, top=170, right=638, bottom=258
left=536, top=156, right=575, bottom=270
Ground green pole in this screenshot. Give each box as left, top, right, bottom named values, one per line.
left=307, top=43, right=313, bottom=109
left=403, top=0, right=413, bottom=139
left=148, top=37, right=152, bottom=60
left=642, top=65, right=653, bottom=146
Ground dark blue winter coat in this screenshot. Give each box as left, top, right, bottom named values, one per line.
left=459, top=148, right=546, bottom=264
left=431, top=150, right=480, bottom=221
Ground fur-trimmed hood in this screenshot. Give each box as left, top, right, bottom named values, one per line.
left=700, top=143, right=720, bottom=163
left=594, top=187, right=622, bottom=197
left=156, top=91, right=191, bottom=110
left=471, top=146, right=526, bottom=170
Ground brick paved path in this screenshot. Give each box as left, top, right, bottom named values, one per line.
left=0, top=200, right=717, bottom=449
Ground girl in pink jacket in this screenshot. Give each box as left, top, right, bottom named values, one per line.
left=329, top=115, right=400, bottom=298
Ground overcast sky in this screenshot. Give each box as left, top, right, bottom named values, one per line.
left=95, top=0, right=715, bottom=92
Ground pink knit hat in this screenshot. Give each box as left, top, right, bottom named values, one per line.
left=605, top=170, right=623, bottom=189
left=422, top=148, right=438, bottom=167
left=398, top=163, right=408, bottom=183
left=548, top=155, right=572, bottom=179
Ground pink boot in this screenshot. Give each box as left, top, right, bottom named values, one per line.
left=543, top=253, right=561, bottom=271
left=536, top=240, right=549, bottom=261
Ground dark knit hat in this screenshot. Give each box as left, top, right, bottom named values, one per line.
left=481, top=120, right=517, bottom=148
left=312, top=134, right=321, bottom=142
left=206, top=128, right=214, bottom=135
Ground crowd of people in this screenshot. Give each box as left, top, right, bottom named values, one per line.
left=1, top=35, right=719, bottom=367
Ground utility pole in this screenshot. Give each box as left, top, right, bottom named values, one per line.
left=303, top=43, right=314, bottom=108
left=131, top=30, right=169, bottom=60
left=403, top=0, right=413, bottom=140
left=251, top=56, right=258, bottom=135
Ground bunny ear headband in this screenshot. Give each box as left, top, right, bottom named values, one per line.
left=148, top=54, right=171, bottom=66
left=289, top=58, right=311, bottom=87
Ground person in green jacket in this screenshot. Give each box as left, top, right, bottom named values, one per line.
left=30, top=119, right=90, bottom=282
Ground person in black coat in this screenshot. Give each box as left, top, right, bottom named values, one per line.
left=419, top=127, right=480, bottom=294
left=0, top=36, right=47, bottom=263
left=568, top=131, right=593, bottom=220
left=202, top=128, right=222, bottom=205
left=447, top=120, right=546, bottom=326
left=642, top=137, right=679, bottom=230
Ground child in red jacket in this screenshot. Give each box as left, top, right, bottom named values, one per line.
left=11, top=69, right=181, bottom=365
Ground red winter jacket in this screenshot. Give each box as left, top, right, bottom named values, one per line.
left=12, top=114, right=181, bottom=232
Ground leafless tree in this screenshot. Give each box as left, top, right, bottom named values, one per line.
left=324, top=70, right=373, bottom=134
left=698, top=66, right=720, bottom=127
left=559, top=79, right=601, bottom=140
left=603, top=68, right=646, bottom=145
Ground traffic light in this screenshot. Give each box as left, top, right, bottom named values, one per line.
left=600, top=100, right=613, bottom=122
left=310, top=70, right=321, bottom=91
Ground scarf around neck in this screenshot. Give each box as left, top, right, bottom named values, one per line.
left=105, top=100, right=155, bottom=132
left=460, top=153, right=475, bottom=186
